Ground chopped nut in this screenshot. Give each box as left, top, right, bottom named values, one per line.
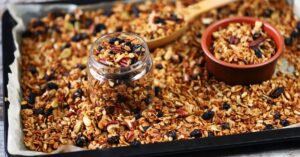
left=107, top=124, right=119, bottom=134
left=59, top=48, right=72, bottom=59
left=83, top=116, right=91, bottom=127
left=73, top=121, right=82, bottom=133
left=50, top=99, right=59, bottom=108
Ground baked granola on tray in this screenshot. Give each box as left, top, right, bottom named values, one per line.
left=19, top=0, right=300, bottom=153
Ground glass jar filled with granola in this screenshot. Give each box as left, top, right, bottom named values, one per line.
left=88, top=32, right=153, bottom=108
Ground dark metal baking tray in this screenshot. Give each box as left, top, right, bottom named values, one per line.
left=3, top=0, right=300, bottom=157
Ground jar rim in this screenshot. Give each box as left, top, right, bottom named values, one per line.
left=89, top=32, right=151, bottom=75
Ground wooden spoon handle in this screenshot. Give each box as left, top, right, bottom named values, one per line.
left=184, top=0, right=238, bottom=22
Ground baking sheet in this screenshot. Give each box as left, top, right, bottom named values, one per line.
left=5, top=0, right=300, bottom=156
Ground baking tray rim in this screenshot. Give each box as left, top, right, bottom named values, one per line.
left=2, top=0, right=300, bottom=157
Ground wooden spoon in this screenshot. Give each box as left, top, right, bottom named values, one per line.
left=146, top=0, right=238, bottom=49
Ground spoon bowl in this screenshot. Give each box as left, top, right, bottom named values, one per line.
left=146, top=0, right=238, bottom=49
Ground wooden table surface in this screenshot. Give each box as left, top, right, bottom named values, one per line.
left=0, top=1, right=300, bottom=157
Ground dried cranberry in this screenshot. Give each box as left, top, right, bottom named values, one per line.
left=130, top=140, right=141, bottom=146
left=222, top=102, right=231, bottom=110
left=84, top=18, right=93, bottom=28
left=263, top=8, right=273, bottom=18
left=269, top=87, right=284, bottom=99
left=253, top=47, right=262, bottom=58
left=190, top=129, right=201, bottom=138
left=29, top=65, right=37, bottom=74
left=47, top=82, right=58, bottom=90
left=291, top=30, right=300, bottom=38
left=45, top=108, right=54, bottom=117
left=94, top=23, right=106, bottom=34
left=105, top=106, right=115, bottom=114
left=28, top=92, right=36, bottom=104
left=191, top=74, right=199, bottom=80
left=75, top=135, right=89, bottom=147
left=132, top=44, right=144, bottom=54
left=131, top=6, right=140, bottom=17
left=142, top=126, right=150, bottom=132
left=274, top=112, right=281, bottom=120
left=69, top=18, right=77, bottom=25
left=80, top=33, right=88, bottom=40
left=228, top=36, right=240, bottom=45
left=117, top=94, right=127, bottom=103
left=244, top=10, right=253, bottom=17
left=109, top=37, right=124, bottom=44
left=264, top=124, right=274, bottom=130
left=144, top=95, right=152, bottom=105
left=156, top=110, right=164, bottom=117
left=21, top=104, right=32, bottom=110
left=208, top=132, right=215, bottom=137
left=133, top=109, right=141, bottom=119
left=284, top=37, right=293, bottom=46
left=280, top=119, right=290, bottom=127
left=44, top=73, right=55, bottom=81
left=73, top=89, right=84, bottom=98
left=130, top=57, right=138, bottom=65
left=221, top=123, right=230, bottom=130
left=252, top=32, right=261, bottom=40
left=61, top=43, right=71, bottom=50
left=202, top=110, right=214, bottom=120
left=72, top=33, right=88, bottom=42
left=167, top=130, right=177, bottom=139
left=96, top=46, right=103, bottom=52
left=196, top=32, right=202, bottom=38
left=67, top=82, right=71, bottom=89
left=155, top=64, right=163, bottom=70
left=77, top=64, right=86, bottom=70
left=125, top=42, right=134, bottom=49
left=107, top=135, right=120, bottom=144
left=154, top=17, right=166, bottom=25
left=170, top=14, right=180, bottom=22
left=154, top=86, right=161, bottom=97
left=33, top=108, right=45, bottom=115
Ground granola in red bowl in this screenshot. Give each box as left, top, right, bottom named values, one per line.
left=201, top=17, right=284, bottom=85
left=211, top=21, right=277, bottom=65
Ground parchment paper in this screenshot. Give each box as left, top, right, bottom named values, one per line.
left=5, top=0, right=300, bottom=156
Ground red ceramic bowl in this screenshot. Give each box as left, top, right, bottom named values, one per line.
left=201, top=17, right=284, bottom=85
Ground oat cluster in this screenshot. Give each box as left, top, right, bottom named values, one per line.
left=20, top=0, right=300, bottom=153
left=212, top=21, right=276, bottom=65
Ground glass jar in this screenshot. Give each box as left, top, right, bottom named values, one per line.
left=87, top=32, right=153, bottom=109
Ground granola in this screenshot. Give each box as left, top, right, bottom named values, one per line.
left=212, top=21, right=276, bottom=65
left=92, top=33, right=146, bottom=68
left=126, top=1, right=185, bottom=40
left=88, top=33, right=153, bottom=110
left=19, top=0, right=300, bottom=153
